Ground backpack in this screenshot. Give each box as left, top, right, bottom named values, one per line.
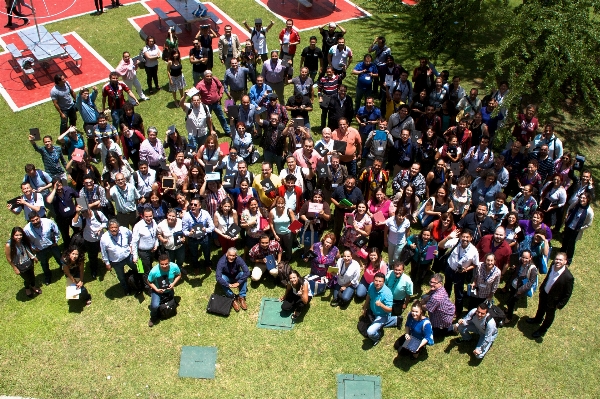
left=486, top=304, right=506, bottom=328
left=357, top=311, right=375, bottom=338
left=25, top=170, right=51, bottom=189
left=371, top=130, right=388, bottom=158
left=277, top=261, right=292, bottom=286
left=159, top=293, right=178, bottom=319
left=125, top=270, right=145, bottom=293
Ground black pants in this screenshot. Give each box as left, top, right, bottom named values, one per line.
left=55, top=214, right=78, bottom=248
left=138, top=248, right=155, bottom=286
left=531, top=289, right=558, bottom=333
left=60, top=106, right=78, bottom=134
left=145, top=65, right=159, bottom=90
left=278, top=232, right=293, bottom=262
left=368, top=229, right=385, bottom=252
left=320, top=106, right=330, bottom=130
left=444, top=266, right=468, bottom=316
left=505, top=285, right=521, bottom=319
left=83, top=240, right=100, bottom=274
left=19, top=267, right=36, bottom=289
left=94, top=0, right=103, bottom=12
left=6, top=1, right=26, bottom=25
left=560, top=227, right=578, bottom=264
left=281, top=291, right=311, bottom=313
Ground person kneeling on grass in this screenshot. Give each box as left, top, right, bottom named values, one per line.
left=249, top=235, right=281, bottom=282
left=362, top=272, right=396, bottom=346
left=216, top=247, right=251, bottom=312
left=62, top=246, right=92, bottom=307
left=395, top=300, right=434, bottom=359
left=331, top=250, right=361, bottom=307
left=147, top=254, right=181, bottom=327
left=453, top=302, right=498, bottom=359
left=280, top=270, right=312, bottom=320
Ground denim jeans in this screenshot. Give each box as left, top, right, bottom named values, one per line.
left=332, top=284, right=355, bottom=304
left=457, top=322, right=497, bottom=359
left=354, top=86, right=372, bottom=113
left=37, top=245, right=63, bottom=284
left=150, top=291, right=168, bottom=320
left=110, top=108, right=124, bottom=129
left=387, top=241, right=405, bottom=265
left=188, top=235, right=211, bottom=269
left=367, top=314, right=398, bottom=342
left=207, top=103, right=231, bottom=135
left=355, top=277, right=370, bottom=299
left=341, top=159, right=357, bottom=177
left=220, top=271, right=248, bottom=298
left=187, top=133, right=209, bottom=151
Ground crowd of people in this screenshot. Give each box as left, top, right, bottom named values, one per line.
left=5, top=18, right=590, bottom=360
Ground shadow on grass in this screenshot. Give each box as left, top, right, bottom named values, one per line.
left=68, top=299, right=85, bottom=313
left=186, top=268, right=212, bottom=288
left=15, top=288, right=36, bottom=302
left=392, top=347, right=430, bottom=370
left=443, top=337, right=486, bottom=366
left=104, top=283, right=129, bottom=300
left=516, top=317, right=543, bottom=343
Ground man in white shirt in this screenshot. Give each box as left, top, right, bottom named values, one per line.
left=72, top=206, right=108, bottom=279
left=100, top=219, right=140, bottom=296
left=464, top=135, right=494, bottom=178
left=109, top=173, right=141, bottom=229
left=23, top=212, right=62, bottom=285
left=8, top=182, right=46, bottom=221
left=133, top=160, right=156, bottom=199
left=443, top=229, right=480, bottom=316
left=132, top=207, right=159, bottom=280
left=179, top=92, right=213, bottom=149
left=527, top=252, right=574, bottom=338
left=528, top=123, right=564, bottom=160
left=280, top=155, right=308, bottom=192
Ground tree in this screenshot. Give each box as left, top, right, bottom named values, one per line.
left=407, top=0, right=600, bottom=124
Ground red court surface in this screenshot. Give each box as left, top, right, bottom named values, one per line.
left=130, top=1, right=249, bottom=56
left=255, top=0, right=370, bottom=31
left=0, top=32, right=113, bottom=111
left=0, top=0, right=139, bottom=36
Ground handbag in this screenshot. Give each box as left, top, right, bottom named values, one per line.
left=399, top=245, right=415, bottom=264
left=206, top=294, right=234, bottom=316
left=16, top=258, right=33, bottom=273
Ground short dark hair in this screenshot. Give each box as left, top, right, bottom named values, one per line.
left=373, top=272, right=386, bottom=280
left=478, top=302, right=489, bottom=311
left=158, top=253, right=170, bottom=262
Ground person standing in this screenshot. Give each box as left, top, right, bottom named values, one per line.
left=23, top=212, right=62, bottom=286
left=319, top=22, right=346, bottom=73
left=196, top=70, right=231, bottom=136
left=4, top=0, right=28, bottom=28
left=115, top=52, right=149, bottom=103
left=142, top=36, right=162, bottom=93
left=196, top=25, right=218, bottom=70
left=182, top=197, right=215, bottom=272
left=331, top=117, right=361, bottom=177
left=166, top=49, right=186, bottom=105
left=189, top=40, right=209, bottom=86
left=243, top=18, right=275, bottom=62
left=527, top=252, right=574, bottom=338
left=261, top=50, right=289, bottom=103
left=279, top=19, right=301, bottom=64
left=5, top=227, right=40, bottom=298
left=223, top=58, right=250, bottom=104
left=328, top=37, right=353, bottom=78
left=109, top=173, right=141, bottom=229
left=560, top=192, right=594, bottom=265
left=423, top=273, right=455, bottom=337
left=50, top=73, right=77, bottom=134
left=218, top=25, right=241, bottom=69
left=300, top=36, right=323, bottom=80
left=28, top=133, right=67, bottom=182
left=102, top=72, right=138, bottom=129
left=443, top=229, right=480, bottom=316
left=100, top=219, right=141, bottom=296
left=132, top=207, right=159, bottom=281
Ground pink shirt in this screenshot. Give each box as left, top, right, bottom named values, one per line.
left=332, top=127, right=361, bottom=162
left=293, top=148, right=323, bottom=169
left=368, top=199, right=391, bottom=230
left=363, top=261, right=388, bottom=285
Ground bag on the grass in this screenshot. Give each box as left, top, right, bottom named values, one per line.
left=159, top=292, right=178, bottom=319
left=486, top=303, right=506, bottom=328
left=206, top=293, right=234, bottom=316
left=357, top=311, right=375, bottom=338
left=125, top=270, right=144, bottom=293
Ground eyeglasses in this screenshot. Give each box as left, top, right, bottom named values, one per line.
left=429, top=280, right=440, bottom=284
left=190, top=203, right=199, bottom=207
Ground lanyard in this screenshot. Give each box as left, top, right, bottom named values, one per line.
left=140, top=172, right=152, bottom=188
left=116, top=186, right=130, bottom=203
left=146, top=222, right=155, bottom=241
left=110, top=232, right=125, bottom=247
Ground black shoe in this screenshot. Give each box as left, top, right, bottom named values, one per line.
left=532, top=330, right=546, bottom=338
left=372, top=339, right=380, bottom=347
left=148, top=319, right=155, bottom=327
left=22, top=18, right=29, bottom=25
left=330, top=300, right=339, bottom=307
left=91, top=272, right=97, bottom=279
left=44, top=281, right=51, bottom=286
left=526, top=318, right=541, bottom=324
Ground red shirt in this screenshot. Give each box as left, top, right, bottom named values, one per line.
left=102, top=81, right=130, bottom=110
left=476, top=234, right=512, bottom=268
left=195, top=77, right=224, bottom=105
left=279, top=28, right=301, bottom=55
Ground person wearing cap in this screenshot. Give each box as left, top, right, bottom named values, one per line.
left=189, top=39, right=209, bottom=86
left=218, top=25, right=241, bottom=69
left=279, top=19, right=301, bottom=65
left=300, top=36, right=323, bottom=81
left=223, top=58, right=250, bottom=104
left=195, top=70, right=231, bottom=136
left=286, top=92, right=313, bottom=129
left=319, top=22, right=346, bottom=74
left=261, top=50, right=289, bottom=103
left=328, top=37, right=352, bottom=79
left=243, top=18, right=275, bottom=61
left=195, top=24, right=218, bottom=70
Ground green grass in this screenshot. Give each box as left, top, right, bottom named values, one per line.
left=1, top=1, right=599, bottom=398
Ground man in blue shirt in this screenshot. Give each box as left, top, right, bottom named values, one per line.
left=215, top=247, right=251, bottom=312
left=223, top=58, right=250, bottom=104
left=100, top=219, right=140, bottom=296
left=23, top=212, right=62, bottom=285
left=147, top=254, right=181, bottom=327
left=352, top=54, right=378, bottom=112
left=362, top=272, right=396, bottom=345
left=354, top=97, right=381, bottom=158
left=248, top=75, right=272, bottom=111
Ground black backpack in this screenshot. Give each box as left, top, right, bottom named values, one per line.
left=125, top=270, right=145, bottom=293
left=486, top=304, right=506, bottom=328
left=277, top=261, right=292, bottom=286
left=159, top=292, right=178, bottom=319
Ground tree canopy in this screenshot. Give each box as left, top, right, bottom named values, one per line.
left=406, top=0, right=600, bottom=124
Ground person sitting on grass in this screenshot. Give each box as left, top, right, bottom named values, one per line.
left=215, top=247, right=251, bottom=313
left=249, top=234, right=282, bottom=283
left=331, top=249, right=361, bottom=307
left=61, top=246, right=92, bottom=307
left=280, top=269, right=312, bottom=320
left=394, top=300, right=434, bottom=359
left=453, top=301, right=498, bottom=359
left=147, top=254, right=181, bottom=327
left=362, top=272, right=396, bottom=346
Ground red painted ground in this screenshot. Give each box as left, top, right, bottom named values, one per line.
left=0, top=0, right=139, bottom=36
left=0, top=33, right=112, bottom=109
left=402, top=0, right=417, bottom=5
left=132, top=0, right=249, bottom=57
left=256, top=0, right=369, bottom=31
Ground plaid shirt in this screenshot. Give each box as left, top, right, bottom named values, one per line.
left=472, top=263, right=501, bottom=299
left=249, top=240, right=282, bottom=261
left=426, top=287, right=455, bottom=329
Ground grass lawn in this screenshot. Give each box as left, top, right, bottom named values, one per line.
left=0, top=1, right=599, bottom=398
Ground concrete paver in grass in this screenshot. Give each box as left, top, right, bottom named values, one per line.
left=336, top=374, right=382, bottom=399
left=179, top=346, right=217, bottom=379
left=257, top=297, right=293, bottom=330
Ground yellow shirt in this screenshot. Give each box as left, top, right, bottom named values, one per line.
left=253, top=174, right=282, bottom=208
left=385, top=99, right=405, bottom=120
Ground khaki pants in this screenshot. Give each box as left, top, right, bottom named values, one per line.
left=251, top=263, right=279, bottom=281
